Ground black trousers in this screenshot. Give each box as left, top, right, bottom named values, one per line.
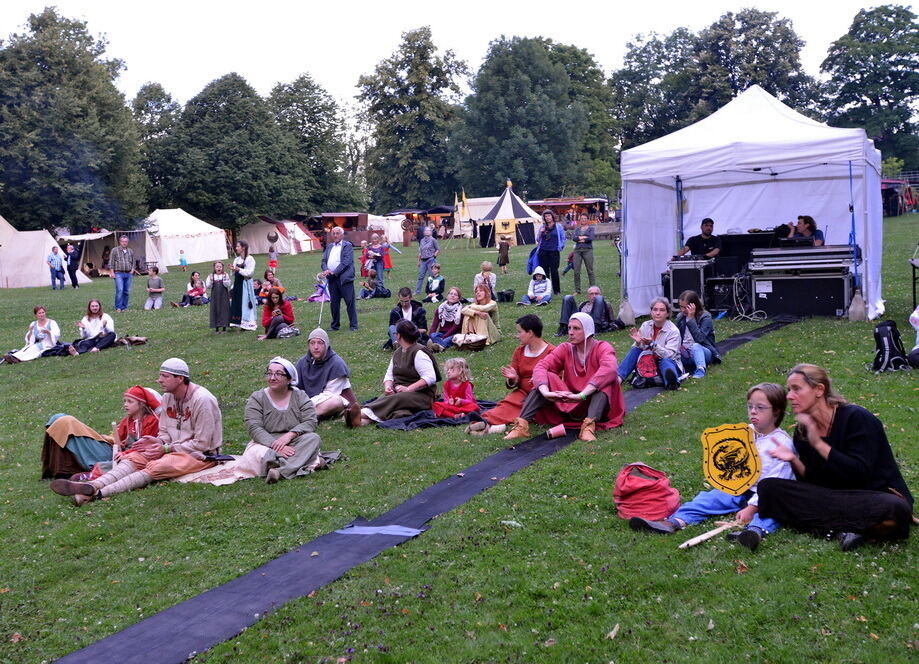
left=518, top=388, right=609, bottom=423
left=758, top=478, right=913, bottom=539
left=328, top=277, right=357, bottom=331
left=264, top=316, right=287, bottom=339
left=67, top=266, right=80, bottom=288
left=537, top=249, right=561, bottom=295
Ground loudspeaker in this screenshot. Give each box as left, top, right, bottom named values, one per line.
left=752, top=274, right=852, bottom=317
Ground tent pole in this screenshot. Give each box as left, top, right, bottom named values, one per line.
left=847, top=160, right=867, bottom=321
left=676, top=176, right=685, bottom=251
left=618, top=182, right=635, bottom=325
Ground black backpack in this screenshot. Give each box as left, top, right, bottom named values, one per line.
left=871, top=320, right=909, bottom=372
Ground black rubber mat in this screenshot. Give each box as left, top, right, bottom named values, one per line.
left=57, top=318, right=797, bottom=663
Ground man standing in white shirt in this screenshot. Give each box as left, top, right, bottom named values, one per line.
left=320, top=226, right=358, bottom=331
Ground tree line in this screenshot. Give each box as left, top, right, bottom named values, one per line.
left=0, top=6, right=916, bottom=233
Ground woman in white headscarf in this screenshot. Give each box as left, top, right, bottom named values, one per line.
left=243, top=357, right=325, bottom=483
left=504, top=312, right=625, bottom=442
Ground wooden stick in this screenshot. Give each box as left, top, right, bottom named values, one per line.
left=678, top=520, right=741, bottom=549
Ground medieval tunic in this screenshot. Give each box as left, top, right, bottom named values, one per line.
left=432, top=380, right=478, bottom=418
left=230, top=255, right=257, bottom=330
left=460, top=300, right=500, bottom=345
left=531, top=338, right=625, bottom=430
left=13, top=319, right=61, bottom=362
left=363, top=343, right=440, bottom=421
left=144, top=383, right=223, bottom=481
left=206, top=272, right=231, bottom=329
left=244, top=388, right=323, bottom=479
left=482, top=342, right=555, bottom=425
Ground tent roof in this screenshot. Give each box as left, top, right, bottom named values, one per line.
left=621, top=85, right=874, bottom=179
left=144, top=209, right=224, bottom=237
left=481, top=185, right=540, bottom=221
left=58, top=231, right=112, bottom=241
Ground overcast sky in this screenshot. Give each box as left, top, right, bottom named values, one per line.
left=1, top=1, right=913, bottom=109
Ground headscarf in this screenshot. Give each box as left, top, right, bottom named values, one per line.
left=268, top=356, right=298, bottom=386
left=123, top=386, right=161, bottom=411
left=570, top=312, right=595, bottom=339
left=295, top=331, right=351, bottom=397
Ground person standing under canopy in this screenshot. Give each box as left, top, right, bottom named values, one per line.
left=504, top=312, right=624, bottom=442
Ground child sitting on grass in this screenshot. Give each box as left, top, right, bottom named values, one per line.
left=359, top=268, right=383, bottom=299
left=422, top=263, right=445, bottom=303
left=432, top=357, right=478, bottom=418
left=629, top=382, right=796, bottom=552
left=472, top=261, right=496, bottom=300
left=518, top=266, right=552, bottom=306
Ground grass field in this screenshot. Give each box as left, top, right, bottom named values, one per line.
left=0, top=218, right=916, bottom=663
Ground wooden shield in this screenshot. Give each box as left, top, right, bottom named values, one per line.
left=700, top=423, right=761, bottom=496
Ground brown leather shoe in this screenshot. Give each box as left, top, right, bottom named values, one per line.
left=502, top=418, right=530, bottom=440
left=51, top=479, right=96, bottom=497
left=345, top=402, right=362, bottom=428
left=579, top=418, right=597, bottom=442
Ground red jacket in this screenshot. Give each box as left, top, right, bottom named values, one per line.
left=262, top=300, right=294, bottom=329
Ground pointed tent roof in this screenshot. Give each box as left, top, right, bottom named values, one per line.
left=622, top=85, right=874, bottom=179
left=480, top=182, right=540, bottom=222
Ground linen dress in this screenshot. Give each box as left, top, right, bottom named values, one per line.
left=482, top=342, right=555, bottom=425
left=244, top=388, right=323, bottom=479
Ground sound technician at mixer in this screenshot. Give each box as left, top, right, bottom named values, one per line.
left=676, top=218, right=721, bottom=258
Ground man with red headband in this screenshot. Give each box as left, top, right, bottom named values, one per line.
left=51, top=358, right=223, bottom=505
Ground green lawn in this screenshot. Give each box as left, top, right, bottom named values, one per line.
left=0, top=219, right=916, bottom=663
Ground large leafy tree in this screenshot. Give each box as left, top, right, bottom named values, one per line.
left=455, top=36, right=587, bottom=199
left=157, top=73, right=315, bottom=230
left=269, top=74, right=364, bottom=212
left=610, top=28, right=697, bottom=150
left=0, top=8, right=146, bottom=232
left=688, top=8, right=820, bottom=120
left=358, top=26, right=466, bottom=212
left=546, top=42, right=619, bottom=196
left=131, top=82, right=180, bottom=209
left=821, top=5, right=919, bottom=168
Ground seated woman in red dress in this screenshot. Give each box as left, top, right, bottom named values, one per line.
left=432, top=357, right=478, bottom=418
left=468, top=313, right=554, bottom=436
left=504, top=312, right=625, bottom=442
left=258, top=288, right=295, bottom=340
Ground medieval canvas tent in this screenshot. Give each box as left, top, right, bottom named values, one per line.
left=143, top=208, right=228, bottom=267
left=620, top=85, right=883, bottom=318
left=58, top=229, right=166, bottom=276
left=0, top=214, right=91, bottom=288
left=238, top=216, right=320, bottom=255
left=477, top=182, right=540, bottom=247
left=366, top=214, right=406, bottom=242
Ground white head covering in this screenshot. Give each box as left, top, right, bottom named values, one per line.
left=268, top=356, right=298, bottom=386
left=160, top=357, right=190, bottom=378
left=569, top=312, right=595, bottom=339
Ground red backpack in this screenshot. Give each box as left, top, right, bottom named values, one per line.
left=613, top=462, right=681, bottom=520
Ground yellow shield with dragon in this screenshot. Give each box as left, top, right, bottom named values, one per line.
left=700, top=423, right=761, bottom=496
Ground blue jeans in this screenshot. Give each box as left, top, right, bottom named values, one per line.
left=50, top=268, right=65, bottom=290
left=681, top=345, right=713, bottom=374
left=617, top=346, right=680, bottom=387
left=114, top=272, right=133, bottom=310
left=415, top=257, right=435, bottom=294
left=519, top=293, right=552, bottom=305
left=429, top=332, right=454, bottom=348
left=671, top=489, right=779, bottom=534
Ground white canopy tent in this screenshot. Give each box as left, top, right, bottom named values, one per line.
left=144, top=208, right=228, bottom=267
left=58, top=229, right=166, bottom=276
left=620, top=85, right=883, bottom=318
left=366, top=214, right=406, bottom=242
left=238, top=217, right=320, bottom=255
left=0, top=214, right=91, bottom=288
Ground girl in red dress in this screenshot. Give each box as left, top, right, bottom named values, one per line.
left=432, top=357, right=478, bottom=418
